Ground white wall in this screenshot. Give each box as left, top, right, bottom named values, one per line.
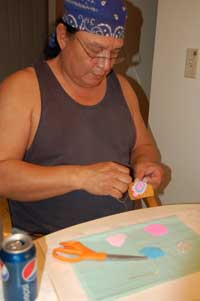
left=149, top=0, right=200, bottom=204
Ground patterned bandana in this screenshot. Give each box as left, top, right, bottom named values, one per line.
left=63, top=0, right=127, bottom=39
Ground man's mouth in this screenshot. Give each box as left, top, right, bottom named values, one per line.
left=93, top=72, right=106, bottom=78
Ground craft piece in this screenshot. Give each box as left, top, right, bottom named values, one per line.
left=139, top=247, right=165, bottom=259
left=176, top=241, right=192, bottom=254
left=60, top=216, right=200, bottom=301
left=128, top=179, right=154, bottom=200
left=144, top=224, right=168, bottom=236
left=106, top=233, right=127, bottom=247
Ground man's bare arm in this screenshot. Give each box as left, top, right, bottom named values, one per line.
left=0, top=69, right=79, bottom=200
left=117, top=74, right=165, bottom=189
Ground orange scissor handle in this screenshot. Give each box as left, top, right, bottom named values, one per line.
left=52, top=241, right=107, bottom=263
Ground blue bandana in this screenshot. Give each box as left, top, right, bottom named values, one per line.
left=63, top=0, right=127, bottom=39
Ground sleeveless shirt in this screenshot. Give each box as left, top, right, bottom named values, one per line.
left=9, top=61, right=136, bottom=235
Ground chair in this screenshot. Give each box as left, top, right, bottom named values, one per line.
left=0, top=198, right=12, bottom=238
left=143, top=196, right=161, bottom=207
left=134, top=195, right=161, bottom=209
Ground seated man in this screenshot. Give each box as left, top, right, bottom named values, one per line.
left=0, top=0, right=167, bottom=235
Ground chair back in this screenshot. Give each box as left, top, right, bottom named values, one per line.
left=0, top=198, right=12, bottom=238
left=143, top=196, right=161, bottom=207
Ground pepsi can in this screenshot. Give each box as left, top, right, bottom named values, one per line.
left=0, top=233, right=37, bottom=301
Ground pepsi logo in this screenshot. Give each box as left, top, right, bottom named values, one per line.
left=22, top=259, right=37, bottom=282
left=1, top=262, right=9, bottom=282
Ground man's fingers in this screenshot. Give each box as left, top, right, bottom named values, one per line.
left=82, top=162, right=134, bottom=198
left=117, top=174, right=132, bottom=184
left=112, top=179, right=129, bottom=194
left=112, top=162, right=131, bottom=174
left=110, top=188, right=123, bottom=199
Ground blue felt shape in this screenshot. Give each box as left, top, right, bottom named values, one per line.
left=139, top=246, right=165, bottom=259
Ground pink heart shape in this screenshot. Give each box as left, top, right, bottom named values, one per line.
left=106, top=233, right=127, bottom=247
left=144, top=224, right=168, bottom=236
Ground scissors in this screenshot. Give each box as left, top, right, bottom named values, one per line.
left=52, top=241, right=148, bottom=263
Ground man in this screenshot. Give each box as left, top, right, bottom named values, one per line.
left=0, top=0, right=166, bottom=235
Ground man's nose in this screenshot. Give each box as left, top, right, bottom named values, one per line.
left=96, top=57, right=112, bottom=72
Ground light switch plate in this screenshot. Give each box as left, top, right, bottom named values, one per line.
left=184, top=48, right=199, bottom=79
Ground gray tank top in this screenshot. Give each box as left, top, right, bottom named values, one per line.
left=9, top=61, right=136, bottom=234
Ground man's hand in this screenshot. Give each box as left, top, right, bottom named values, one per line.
left=79, top=162, right=132, bottom=199
left=133, top=161, right=166, bottom=190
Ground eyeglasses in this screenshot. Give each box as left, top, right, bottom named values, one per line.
left=74, top=36, right=126, bottom=65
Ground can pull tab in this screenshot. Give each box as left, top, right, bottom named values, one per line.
left=8, top=240, right=25, bottom=251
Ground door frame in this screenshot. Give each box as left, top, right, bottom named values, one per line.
left=48, top=0, right=64, bottom=33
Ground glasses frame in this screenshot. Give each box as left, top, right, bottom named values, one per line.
left=74, top=35, right=126, bottom=65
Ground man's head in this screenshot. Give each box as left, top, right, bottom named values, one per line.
left=52, top=0, right=127, bottom=88
left=63, top=0, right=127, bottom=39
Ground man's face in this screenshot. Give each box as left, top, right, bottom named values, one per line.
left=61, top=31, right=124, bottom=88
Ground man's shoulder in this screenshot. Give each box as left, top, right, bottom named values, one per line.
left=115, top=72, right=132, bottom=89
left=0, top=66, right=38, bottom=101
left=114, top=72, right=139, bottom=111
left=1, top=66, right=36, bottom=90
left=0, top=66, right=39, bottom=111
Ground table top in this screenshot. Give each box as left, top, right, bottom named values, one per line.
left=1, top=204, right=200, bottom=301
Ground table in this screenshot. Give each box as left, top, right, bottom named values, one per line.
left=1, top=204, right=200, bottom=300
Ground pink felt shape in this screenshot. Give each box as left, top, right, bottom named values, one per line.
left=106, top=233, right=127, bottom=247
left=144, top=224, right=168, bottom=236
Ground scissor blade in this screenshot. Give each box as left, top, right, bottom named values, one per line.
left=107, top=254, right=148, bottom=261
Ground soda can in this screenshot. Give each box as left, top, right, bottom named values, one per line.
left=0, top=233, right=37, bottom=301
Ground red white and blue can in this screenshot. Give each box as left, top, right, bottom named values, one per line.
left=0, top=233, right=37, bottom=301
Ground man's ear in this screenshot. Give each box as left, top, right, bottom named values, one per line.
left=56, top=23, right=68, bottom=50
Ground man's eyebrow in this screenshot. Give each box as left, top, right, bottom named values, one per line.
left=87, top=41, right=122, bottom=51
left=87, top=41, right=105, bottom=49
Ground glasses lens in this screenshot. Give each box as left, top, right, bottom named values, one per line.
left=94, top=51, right=126, bottom=65
left=75, top=36, right=126, bottom=65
